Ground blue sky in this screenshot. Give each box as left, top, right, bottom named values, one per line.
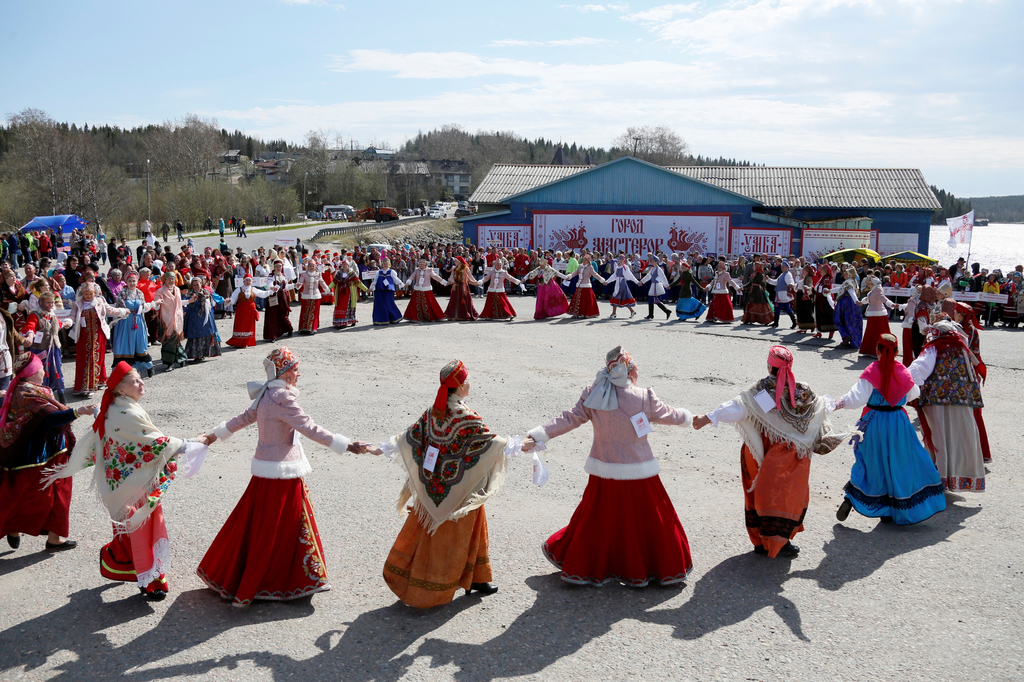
left=2, top=0, right=1021, bottom=196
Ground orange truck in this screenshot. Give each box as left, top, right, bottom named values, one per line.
left=351, top=199, right=401, bottom=223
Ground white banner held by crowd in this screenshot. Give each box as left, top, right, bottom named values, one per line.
left=946, top=210, right=974, bottom=247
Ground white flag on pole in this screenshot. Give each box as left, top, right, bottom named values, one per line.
left=946, top=210, right=974, bottom=247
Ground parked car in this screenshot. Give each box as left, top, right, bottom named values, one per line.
left=428, top=208, right=445, bottom=218
left=454, top=208, right=474, bottom=218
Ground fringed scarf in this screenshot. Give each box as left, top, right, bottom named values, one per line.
left=392, top=396, right=508, bottom=535
left=43, top=396, right=183, bottom=534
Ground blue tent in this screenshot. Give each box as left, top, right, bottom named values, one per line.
left=20, top=214, right=89, bottom=234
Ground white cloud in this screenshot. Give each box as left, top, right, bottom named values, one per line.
left=622, top=3, right=697, bottom=23
left=489, top=37, right=613, bottom=47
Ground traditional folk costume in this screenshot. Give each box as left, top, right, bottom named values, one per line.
left=183, top=287, right=222, bottom=360
left=741, top=266, right=774, bottom=325
left=21, top=306, right=72, bottom=403
left=479, top=266, right=521, bottom=320
left=332, top=264, right=367, bottom=328
left=0, top=309, right=17, bottom=392
left=382, top=360, right=522, bottom=607
left=153, top=280, right=187, bottom=368
left=706, top=267, right=738, bottom=323
left=909, top=320, right=986, bottom=492
left=641, top=260, right=672, bottom=319
left=203, top=348, right=353, bottom=606
left=813, top=265, right=837, bottom=336
left=370, top=268, right=404, bottom=326
left=527, top=264, right=569, bottom=319
left=528, top=348, right=693, bottom=586
left=703, top=346, right=843, bottom=558
left=403, top=266, right=448, bottom=322
left=297, top=264, right=330, bottom=334
left=833, top=279, right=864, bottom=349
left=0, top=355, right=83, bottom=551
left=901, top=288, right=921, bottom=366
left=263, top=271, right=294, bottom=341
left=69, top=293, right=125, bottom=395
left=111, top=281, right=155, bottom=375
left=952, top=301, right=992, bottom=463
left=606, top=264, right=639, bottom=316
left=227, top=281, right=271, bottom=347
left=445, top=260, right=480, bottom=321
left=859, top=284, right=895, bottom=356
left=674, top=265, right=707, bottom=321
left=566, top=262, right=605, bottom=318
left=44, top=361, right=207, bottom=599
left=320, top=261, right=335, bottom=306
left=795, top=273, right=817, bottom=331
left=834, top=335, right=945, bottom=525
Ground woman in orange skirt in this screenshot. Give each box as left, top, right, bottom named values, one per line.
left=381, top=360, right=523, bottom=607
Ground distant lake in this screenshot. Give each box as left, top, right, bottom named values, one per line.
left=927, top=223, right=1022, bottom=272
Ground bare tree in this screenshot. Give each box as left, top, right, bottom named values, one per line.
left=416, top=124, right=471, bottom=160
left=147, top=114, right=221, bottom=183
left=612, top=126, right=690, bottom=166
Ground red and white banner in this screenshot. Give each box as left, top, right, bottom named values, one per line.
left=477, top=224, right=530, bottom=249
left=532, top=212, right=729, bottom=256
left=801, top=229, right=877, bottom=261
left=729, top=227, right=792, bottom=257
left=946, top=210, right=974, bottom=247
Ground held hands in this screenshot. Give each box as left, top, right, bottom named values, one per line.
left=347, top=441, right=383, bottom=456
left=692, top=415, right=712, bottom=430
left=197, top=433, right=217, bottom=446
left=521, top=436, right=536, bottom=453
left=76, top=404, right=99, bottom=417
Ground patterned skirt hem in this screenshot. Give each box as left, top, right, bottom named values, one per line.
left=541, top=542, right=691, bottom=587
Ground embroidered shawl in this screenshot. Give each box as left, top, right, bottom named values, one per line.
left=734, top=376, right=845, bottom=465
left=0, top=382, right=71, bottom=465
left=44, top=396, right=184, bottom=533
left=392, top=396, right=508, bottom=535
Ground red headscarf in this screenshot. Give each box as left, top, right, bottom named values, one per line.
left=767, top=345, right=796, bottom=410
left=95, top=362, right=134, bottom=439
left=433, top=360, right=468, bottom=418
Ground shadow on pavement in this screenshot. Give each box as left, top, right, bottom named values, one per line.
left=416, top=573, right=683, bottom=681
left=639, top=552, right=808, bottom=642
left=0, top=548, right=53, bottom=577
left=789, top=503, right=981, bottom=591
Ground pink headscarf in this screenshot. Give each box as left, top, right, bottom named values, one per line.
left=767, top=345, right=796, bottom=411
left=0, top=354, right=44, bottom=430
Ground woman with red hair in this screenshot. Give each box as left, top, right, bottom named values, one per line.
left=834, top=334, right=945, bottom=525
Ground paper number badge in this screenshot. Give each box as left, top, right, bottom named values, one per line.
left=423, top=446, right=440, bottom=472
left=753, top=389, right=777, bottom=413
left=630, top=411, right=653, bottom=438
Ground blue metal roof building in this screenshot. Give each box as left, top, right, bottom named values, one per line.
left=459, top=157, right=941, bottom=260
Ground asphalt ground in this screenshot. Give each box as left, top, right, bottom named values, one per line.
left=0, top=292, right=1021, bottom=682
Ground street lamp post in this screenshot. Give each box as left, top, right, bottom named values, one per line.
left=146, top=159, right=151, bottom=222
left=303, top=172, right=308, bottom=219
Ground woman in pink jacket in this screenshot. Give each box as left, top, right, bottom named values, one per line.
left=523, top=346, right=694, bottom=587
left=200, top=347, right=377, bottom=607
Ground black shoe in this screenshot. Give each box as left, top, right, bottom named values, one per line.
left=753, top=545, right=768, bottom=555
left=468, top=582, right=498, bottom=595
left=146, top=368, right=154, bottom=378
left=879, top=515, right=894, bottom=524
left=144, top=589, right=167, bottom=602
left=771, top=322, right=779, bottom=328
left=776, top=542, right=800, bottom=558
left=644, top=315, right=653, bottom=320
left=44, top=539, right=78, bottom=552
left=837, top=498, right=853, bottom=522
left=665, top=310, right=671, bottom=319
left=6, top=534, right=19, bottom=549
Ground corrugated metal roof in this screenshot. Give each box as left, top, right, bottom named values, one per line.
left=470, top=161, right=941, bottom=210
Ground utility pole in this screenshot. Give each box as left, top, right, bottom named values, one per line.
left=303, top=172, right=308, bottom=219
left=146, top=159, right=151, bottom=222
left=632, top=137, right=641, bottom=157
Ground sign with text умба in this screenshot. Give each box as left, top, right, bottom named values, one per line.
left=532, top=212, right=730, bottom=256
left=729, top=227, right=793, bottom=257
left=477, top=224, right=531, bottom=249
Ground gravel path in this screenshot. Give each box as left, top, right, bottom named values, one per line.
left=0, top=297, right=1020, bottom=682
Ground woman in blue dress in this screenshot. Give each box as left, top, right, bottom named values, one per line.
left=183, top=278, right=222, bottom=361
left=833, top=334, right=945, bottom=525
left=832, top=268, right=864, bottom=349
left=111, top=272, right=155, bottom=377
left=673, top=262, right=707, bottom=322
left=371, top=258, right=404, bottom=325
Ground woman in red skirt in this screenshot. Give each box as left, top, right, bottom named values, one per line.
left=403, top=259, right=448, bottom=323
left=567, top=254, right=606, bottom=319
left=706, top=262, right=737, bottom=323
left=227, top=276, right=271, bottom=348
left=332, top=259, right=366, bottom=328
left=202, top=347, right=378, bottom=607
left=859, top=280, right=895, bottom=356
left=297, top=260, right=330, bottom=334
left=263, top=260, right=294, bottom=341
left=69, top=283, right=127, bottom=396
left=445, top=259, right=481, bottom=321
left=523, top=346, right=694, bottom=587
left=479, top=260, right=520, bottom=320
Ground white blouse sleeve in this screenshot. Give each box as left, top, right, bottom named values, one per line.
left=707, top=398, right=747, bottom=427
left=908, top=346, right=937, bottom=386
left=836, top=378, right=873, bottom=410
